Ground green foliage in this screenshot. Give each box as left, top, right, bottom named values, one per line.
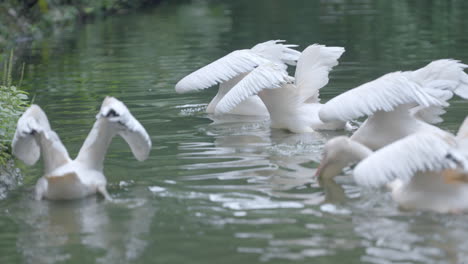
left=0, top=0, right=163, bottom=51
left=0, top=51, right=29, bottom=166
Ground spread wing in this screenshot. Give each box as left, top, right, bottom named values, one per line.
left=12, top=105, right=70, bottom=173
left=175, top=49, right=271, bottom=93
left=410, top=59, right=468, bottom=99
left=175, top=40, right=301, bottom=94
left=76, top=97, right=151, bottom=170
left=250, top=40, right=301, bottom=65
left=410, top=105, right=447, bottom=124
left=97, top=97, right=152, bottom=161
left=353, top=132, right=461, bottom=188
left=214, top=63, right=292, bottom=114
left=319, top=72, right=449, bottom=122
left=76, top=97, right=152, bottom=171
left=409, top=60, right=468, bottom=124
left=294, top=44, right=344, bottom=103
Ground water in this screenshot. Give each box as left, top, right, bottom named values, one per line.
left=1, top=0, right=468, bottom=263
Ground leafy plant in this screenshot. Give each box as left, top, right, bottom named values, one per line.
left=0, top=50, right=29, bottom=166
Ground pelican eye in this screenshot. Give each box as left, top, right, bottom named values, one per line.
left=106, top=109, right=119, bottom=117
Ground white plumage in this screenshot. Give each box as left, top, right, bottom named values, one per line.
left=319, top=59, right=468, bottom=124
left=316, top=59, right=468, bottom=180
left=175, top=40, right=301, bottom=116
left=353, top=133, right=461, bottom=188
left=215, top=62, right=293, bottom=114
left=353, top=117, right=468, bottom=213
left=319, top=72, right=447, bottom=122
left=12, top=97, right=152, bottom=200
left=215, top=44, right=347, bottom=133
left=175, top=50, right=271, bottom=94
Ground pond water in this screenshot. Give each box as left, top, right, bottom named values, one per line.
left=1, top=0, right=468, bottom=263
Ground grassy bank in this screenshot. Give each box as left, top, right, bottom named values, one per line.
left=0, top=51, right=28, bottom=199
left=0, top=51, right=29, bottom=166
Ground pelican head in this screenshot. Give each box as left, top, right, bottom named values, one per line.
left=315, top=136, right=372, bottom=180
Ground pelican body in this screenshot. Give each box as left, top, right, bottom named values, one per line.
left=215, top=44, right=347, bottom=133
left=317, top=59, right=468, bottom=179
left=353, top=117, right=468, bottom=213
left=12, top=97, right=152, bottom=200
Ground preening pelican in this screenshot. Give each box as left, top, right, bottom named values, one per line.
left=316, top=59, right=468, bottom=179
left=353, top=117, right=468, bottom=213
left=214, top=44, right=347, bottom=133
left=12, top=97, right=152, bottom=200
left=175, top=40, right=301, bottom=116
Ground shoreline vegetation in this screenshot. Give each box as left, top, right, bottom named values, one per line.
left=0, top=0, right=164, bottom=53
left=0, top=50, right=29, bottom=167
left=0, top=50, right=28, bottom=196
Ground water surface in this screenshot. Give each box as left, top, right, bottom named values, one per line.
left=1, top=0, right=468, bottom=263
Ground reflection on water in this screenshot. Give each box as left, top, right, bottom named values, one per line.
left=1, top=0, right=468, bottom=263
left=11, top=195, right=155, bottom=264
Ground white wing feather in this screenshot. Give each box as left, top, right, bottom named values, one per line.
left=353, top=132, right=459, bottom=188
left=410, top=105, right=447, bottom=124
left=319, top=72, right=447, bottom=122
left=410, top=59, right=468, bottom=99
left=175, top=50, right=271, bottom=93
left=320, top=59, right=468, bottom=123
left=97, top=97, right=152, bottom=161
left=250, top=40, right=301, bottom=65
left=295, top=44, right=344, bottom=103
left=12, top=106, right=44, bottom=165
left=215, top=63, right=292, bottom=114
left=12, top=105, right=70, bottom=173
left=175, top=40, right=300, bottom=94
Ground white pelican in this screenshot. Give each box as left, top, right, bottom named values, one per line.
left=353, top=117, right=468, bottom=213
left=316, top=59, right=468, bottom=179
left=12, top=97, right=152, bottom=200
left=175, top=40, right=301, bottom=116
left=214, top=44, right=347, bottom=133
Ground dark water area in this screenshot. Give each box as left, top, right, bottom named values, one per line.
left=1, top=0, right=468, bottom=263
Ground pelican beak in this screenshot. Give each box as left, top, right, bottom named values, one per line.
left=315, top=158, right=344, bottom=181
left=315, top=159, right=336, bottom=180
left=315, top=150, right=329, bottom=179
left=443, top=169, right=468, bottom=184
left=315, top=161, right=325, bottom=178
